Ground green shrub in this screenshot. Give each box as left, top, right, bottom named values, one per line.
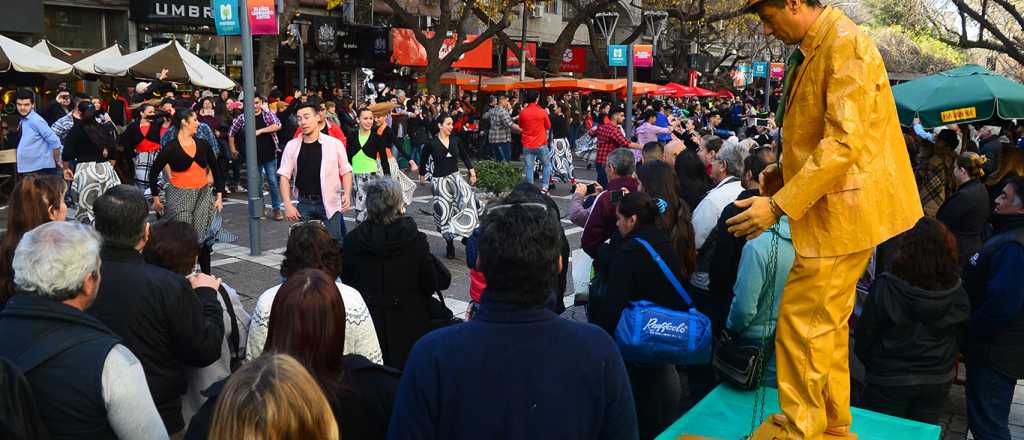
left=474, top=160, right=522, bottom=195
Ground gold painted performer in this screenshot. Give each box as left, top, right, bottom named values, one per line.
left=727, top=1, right=922, bottom=438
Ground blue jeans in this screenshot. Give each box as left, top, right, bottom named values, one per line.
left=491, top=142, right=511, bottom=162
left=967, top=365, right=1016, bottom=440
left=522, top=145, right=552, bottom=186
left=595, top=163, right=608, bottom=187
left=296, top=197, right=347, bottom=243
left=258, top=159, right=282, bottom=209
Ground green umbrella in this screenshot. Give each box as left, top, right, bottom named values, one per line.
left=892, top=64, right=1024, bottom=129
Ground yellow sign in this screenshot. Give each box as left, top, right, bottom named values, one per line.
left=940, top=107, right=977, bottom=123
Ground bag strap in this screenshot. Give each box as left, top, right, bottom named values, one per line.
left=217, top=286, right=241, bottom=360
left=633, top=238, right=694, bottom=307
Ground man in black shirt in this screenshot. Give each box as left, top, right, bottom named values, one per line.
left=278, top=103, right=353, bottom=243
left=229, top=95, right=284, bottom=220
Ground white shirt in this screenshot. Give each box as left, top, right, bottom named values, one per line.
left=245, top=281, right=383, bottom=364
left=102, top=344, right=170, bottom=439
left=692, top=177, right=744, bottom=249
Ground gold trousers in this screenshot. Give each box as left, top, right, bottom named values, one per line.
left=774, top=249, right=872, bottom=440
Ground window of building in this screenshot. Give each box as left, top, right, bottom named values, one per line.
left=44, top=7, right=104, bottom=50
left=545, top=0, right=559, bottom=15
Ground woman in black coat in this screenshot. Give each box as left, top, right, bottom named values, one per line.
left=342, top=179, right=451, bottom=369
left=937, top=152, right=991, bottom=266
left=596, top=192, right=691, bottom=440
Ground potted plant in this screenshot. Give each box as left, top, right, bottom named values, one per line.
left=473, top=160, right=522, bottom=203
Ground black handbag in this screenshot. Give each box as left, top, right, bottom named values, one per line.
left=427, top=290, right=463, bottom=330
left=713, top=330, right=771, bottom=390
left=711, top=225, right=781, bottom=390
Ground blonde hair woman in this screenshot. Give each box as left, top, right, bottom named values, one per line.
left=208, top=354, right=338, bottom=440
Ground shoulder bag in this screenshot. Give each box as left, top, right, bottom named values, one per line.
left=614, top=238, right=713, bottom=366
left=712, top=228, right=780, bottom=390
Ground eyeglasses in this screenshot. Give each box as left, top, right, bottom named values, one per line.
left=288, top=219, right=325, bottom=233
left=485, top=202, right=549, bottom=217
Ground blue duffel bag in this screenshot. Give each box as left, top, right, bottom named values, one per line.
left=614, top=238, right=713, bottom=366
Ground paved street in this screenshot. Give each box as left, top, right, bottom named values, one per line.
left=1, top=158, right=1021, bottom=438
left=207, top=159, right=595, bottom=318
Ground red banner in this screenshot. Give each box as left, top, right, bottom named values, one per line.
left=560, top=46, right=587, bottom=73
left=506, top=42, right=537, bottom=67
left=633, top=44, right=653, bottom=68
left=770, top=62, right=785, bottom=79
left=390, top=28, right=493, bottom=69
left=247, top=0, right=278, bottom=35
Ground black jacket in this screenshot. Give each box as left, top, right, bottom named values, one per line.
left=854, top=273, right=969, bottom=386
left=591, top=226, right=692, bottom=336
left=937, top=179, right=990, bottom=266
left=0, top=295, right=122, bottom=439
left=185, top=354, right=399, bottom=440
left=342, top=217, right=450, bottom=369
left=86, top=246, right=224, bottom=434
left=707, top=188, right=758, bottom=333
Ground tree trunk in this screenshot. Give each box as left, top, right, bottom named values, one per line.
left=425, top=65, right=446, bottom=96
left=254, top=0, right=298, bottom=96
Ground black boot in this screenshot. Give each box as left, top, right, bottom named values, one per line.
left=445, top=239, right=455, bottom=260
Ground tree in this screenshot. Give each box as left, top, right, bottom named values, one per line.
left=377, top=0, right=517, bottom=94
left=255, top=0, right=300, bottom=96
left=931, top=0, right=1024, bottom=76
left=866, top=25, right=964, bottom=74
left=647, top=0, right=751, bottom=84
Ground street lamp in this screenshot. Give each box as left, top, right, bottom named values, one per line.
left=642, top=11, right=668, bottom=56
left=592, top=12, right=619, bottom=48
left=287, top=23, right=305, bottom=92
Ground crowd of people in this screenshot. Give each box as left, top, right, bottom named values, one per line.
left=0, top=65, right=1022, bottom=440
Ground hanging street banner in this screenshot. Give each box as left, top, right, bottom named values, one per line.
left=247, top=0, right=278, bottom=35
left=506, top=42, right=537, bottom=68
left=608, top=45, right=628, bottom=67
left=633, top=44, right=653, bottom=68
left=770, top=62, right=785, bottom=79
left=390, top=29, right=493, bottom=69
left=752, top=61, right=768, bottom=78
left=211, top=0, right=239, bottom=36
left=561, top=46, right=587, bottom=74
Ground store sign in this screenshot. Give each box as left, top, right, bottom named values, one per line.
left=752, top=61, right=768, bottom=78
left=633, top=44, right=653, bottom=67
left=770, top=62, right=785, bottom=79
left=247, top=0, right=278, bottom=35
left=561, top=46, right=587, bottom=73
left=211, top=0, right=240, bottom=36
left=132, top=0, right=215, bottom=25
left=506, top=42, right=537, bottom=68
left=314, top=16, right=337, bottom=53
left=390, top=28, right=492, bottom=69
left=608, top=45, right=628, bottom=67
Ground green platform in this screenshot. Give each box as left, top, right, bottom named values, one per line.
left=657, top=385, right=942, bottom=440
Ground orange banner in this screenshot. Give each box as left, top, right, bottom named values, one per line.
left=390, top=28, right=493, bottom=69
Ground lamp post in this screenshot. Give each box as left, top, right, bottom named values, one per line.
left=240, top=0, right=262, bottom=256
left=623, top=11, right=668, bottom=138
left=288, top=23, right=305, bottom=92
left=592, top=12, right=619, bottom=77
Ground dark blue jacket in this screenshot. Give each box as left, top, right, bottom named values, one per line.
left=0, top=294, right=121, bottom=439
left=387, top=297, right=639, bottom=440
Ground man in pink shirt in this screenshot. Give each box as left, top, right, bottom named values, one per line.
left=278, top=102, right=353, bottom=243
left=518, top=90, right=552, bottom=190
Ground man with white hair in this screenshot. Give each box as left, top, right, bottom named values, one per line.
left=0, top=222, right=169, bottom=439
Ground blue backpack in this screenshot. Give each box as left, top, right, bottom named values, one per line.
left=614, top=238, right=713, bottom=366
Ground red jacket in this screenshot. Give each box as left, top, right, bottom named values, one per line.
left=293, top=120, right=347, bottom=150
left=518, top=103, right=550, bottom=149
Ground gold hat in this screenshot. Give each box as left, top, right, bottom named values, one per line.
left=368, top=102, right=397, bottom=118
left=743, top=0, right=769, bottom=13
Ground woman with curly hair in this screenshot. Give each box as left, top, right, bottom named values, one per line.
left=244, top=221, right=381, bottom=363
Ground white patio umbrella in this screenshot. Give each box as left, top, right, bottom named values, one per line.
left=32, top=39, right=74, bottom=63
left=72, top=45, right=123, bottom=77
left=94, top=40, right=235, bottom=90
left=0, top=34, right=73, bottom=74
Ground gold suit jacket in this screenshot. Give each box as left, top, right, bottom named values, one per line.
left=773, top=6, right=922, bottom=258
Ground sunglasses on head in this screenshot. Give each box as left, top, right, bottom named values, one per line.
left=288, top=219, right=326, bottom=233
left=485, top=202, right=549, bottom=217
